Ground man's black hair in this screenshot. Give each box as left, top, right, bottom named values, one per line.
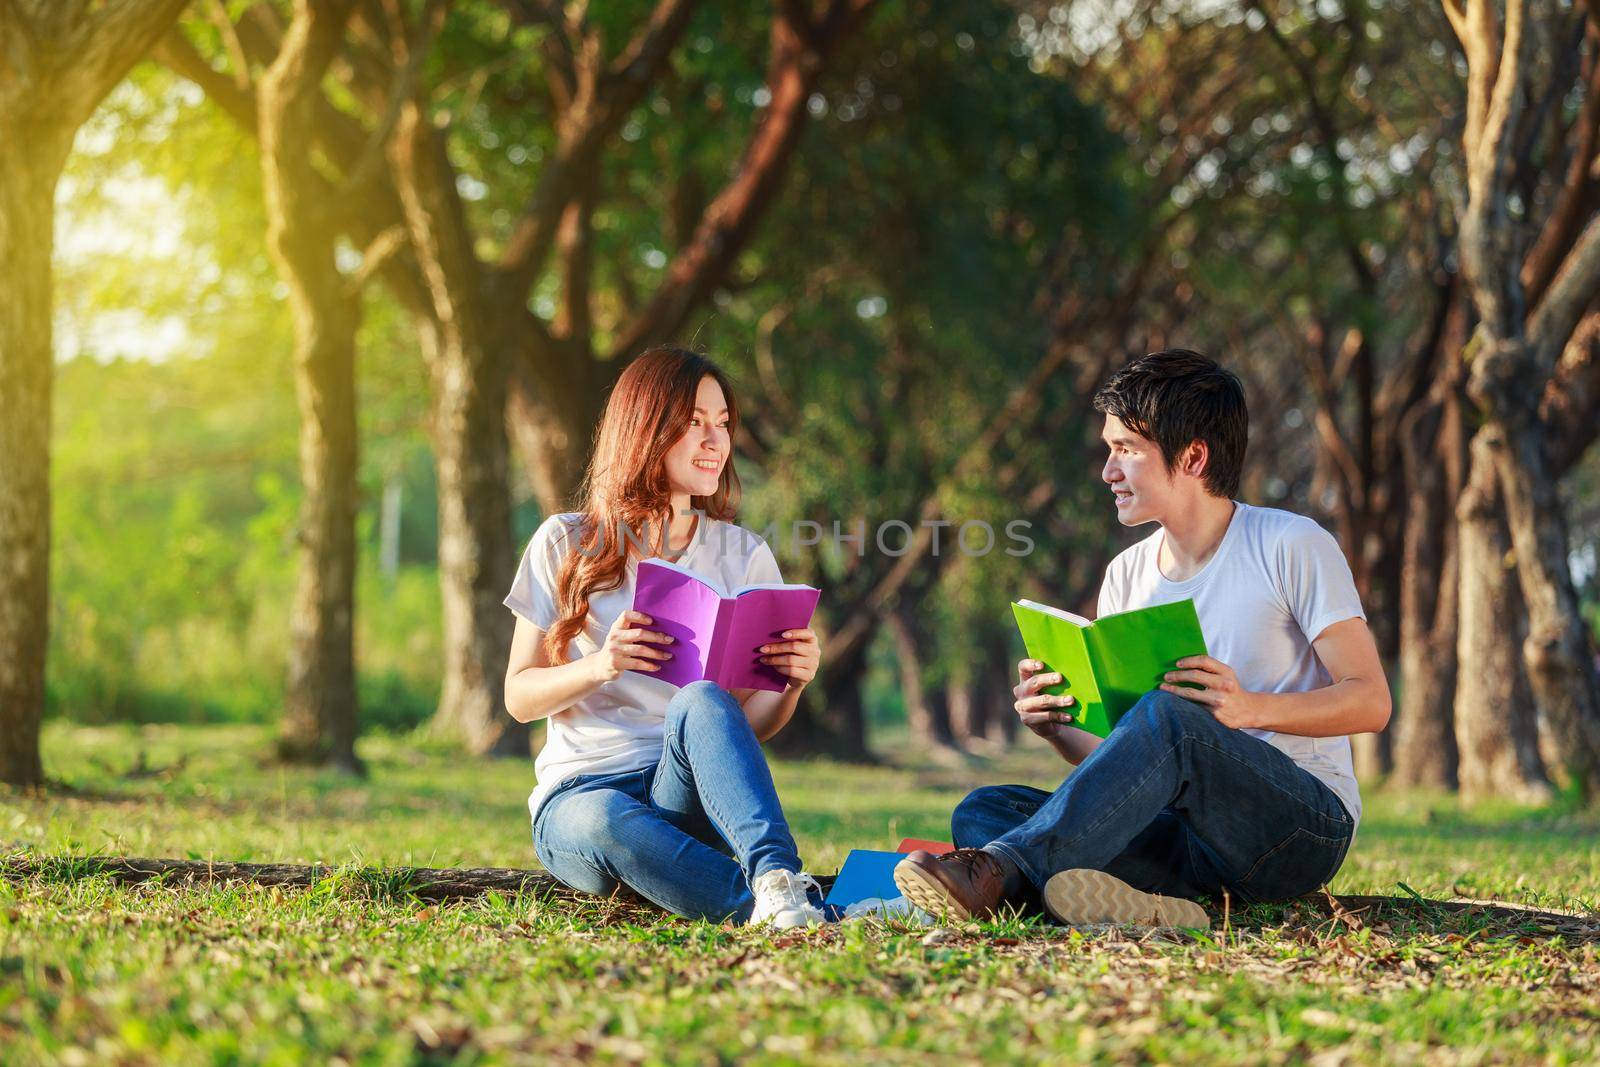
left=1092, top=349, right=1248, bottom=498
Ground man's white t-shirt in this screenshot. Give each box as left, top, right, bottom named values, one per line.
left=504, top=513, right=784, bottom=822
left=1097, top=501, right=1367, bottom=825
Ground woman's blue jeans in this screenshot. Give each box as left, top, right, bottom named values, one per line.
left=953, top=689, right=1355, bottom=903
left=531, top=680, right=804, bottom=922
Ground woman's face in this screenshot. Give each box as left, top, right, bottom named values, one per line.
left=662, top=375, right=731, bottom=501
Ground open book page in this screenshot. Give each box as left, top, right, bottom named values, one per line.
left=639, top=556, right=728, bottom=595
left=1011, top=601, right=1105, bottom=732
left=1083, top=599, right=1208, bottom=722
left=631, top=559, right=724, bottom=687
left=1014, top=598, right=1093, bottom=628
left=714, top=585, right=822, bottom=692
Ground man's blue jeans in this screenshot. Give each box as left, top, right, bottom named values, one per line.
left=532, top=680, right=804, bottom=922
left=954, top=689, right=1355, bottom=903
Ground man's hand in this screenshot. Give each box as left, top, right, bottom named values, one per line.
left=1161, top=655, right=1260, bottom=729
left=1013, top=658, right=1076, bottom=738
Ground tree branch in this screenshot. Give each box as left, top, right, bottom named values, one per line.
left=341, top=0, right=445, bottom=198
left=1521, top=24, right=1600, bottom=307
left=204, top=0, right=254, bottom=92
left=494, top=0, right=700, bottom=294
left=1530, top=212, right=1600, bottom=366
left=607, top=0, right=878, bottom=360
left=1544, top=306, right=1600, bottom=474
left=153, top=25, right=258, bottom=129
left=344, top=224, right=409, bottom=297
left=554, top=185, right=596, bottom=345
left=54, top=0, right=191, bottom=128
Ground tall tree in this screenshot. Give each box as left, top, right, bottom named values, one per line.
left=0, top=0, right=189, bottom=788
left=1447, top=0, right=1600, bottom=800
left=258, top=0, right=371, bottom=773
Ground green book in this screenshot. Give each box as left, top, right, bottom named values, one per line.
left=1010, top=598, right=1208, bottom=738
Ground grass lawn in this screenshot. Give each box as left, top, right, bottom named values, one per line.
left=3, top=722, right=1598, bottom=1064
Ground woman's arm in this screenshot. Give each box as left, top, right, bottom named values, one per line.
left=503, top=610, right=675, bottom=724
left=735, top=685, right=806, bottom=742
left=733, top=627, right=821, bottom=742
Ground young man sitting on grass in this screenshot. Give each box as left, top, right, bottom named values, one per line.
left=894, top=349, right=1391, bottom=929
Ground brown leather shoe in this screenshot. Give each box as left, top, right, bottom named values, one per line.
left=892, top=848, right=1008, bottom=920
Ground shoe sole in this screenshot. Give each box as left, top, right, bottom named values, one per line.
left=892, top=860, right=973, bottom=922
left=1043, top=868, right=1210, bottom=929
left=752, top=906, right=825, bottom=929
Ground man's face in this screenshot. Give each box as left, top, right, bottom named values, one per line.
left=1100, top=414, right=1178, bottom=526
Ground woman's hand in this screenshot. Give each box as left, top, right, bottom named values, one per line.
left=758, top=628, right=821, bottom=689
left=1013, top=658, right=1075, bottom=738
left=590, top=610, right=675, bottom=683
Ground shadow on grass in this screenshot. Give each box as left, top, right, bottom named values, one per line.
left=5, top=848, right=1596, bottom=943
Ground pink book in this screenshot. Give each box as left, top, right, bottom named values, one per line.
left=630, top=558, right=821, bottom=693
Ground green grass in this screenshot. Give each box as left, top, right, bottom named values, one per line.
left=3, top=723, right=1598, bottom=1064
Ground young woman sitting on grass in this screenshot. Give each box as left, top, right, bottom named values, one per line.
left=502, top=346, right=827, bottom=928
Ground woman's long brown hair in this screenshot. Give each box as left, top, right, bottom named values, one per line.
left=543, top=347, right=742, bottom=664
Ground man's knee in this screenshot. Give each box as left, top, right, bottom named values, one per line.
left=1120, top=688, right=1216, bottom=741
left=953, top=784, right=1013, bottom=824
left=952, top=784, right=1041, bottom=846
left=951, top=787, right=1003, bottom=847
left=953, top=780, right=1004, bottom=831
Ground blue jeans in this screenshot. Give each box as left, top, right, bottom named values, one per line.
left=531, top=680, right=804, bottom=922
left=953, top=689, right=1354, bottom=903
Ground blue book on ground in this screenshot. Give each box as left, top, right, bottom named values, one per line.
left=824, top=849, right=904, bottom=910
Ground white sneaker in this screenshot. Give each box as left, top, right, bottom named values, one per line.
left=748, top=869, right=826, bottom=929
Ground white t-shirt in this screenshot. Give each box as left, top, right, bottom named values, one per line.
left=1097, top=501, right=1368, bottom=825
left=504, top=512, right=784, bottom=821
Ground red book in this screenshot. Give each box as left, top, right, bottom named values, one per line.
left=895, top=838, right=954, bottom=855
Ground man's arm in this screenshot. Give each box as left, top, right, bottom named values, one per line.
left=1159, top=616, right=1392, bottom=736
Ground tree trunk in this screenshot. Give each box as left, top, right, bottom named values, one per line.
left=1454, top=427, right=1553, bottom=804
left=948, top=630, right=1013, bottom=752
left=277, top=284, right=362, bottom=772
left=947, top=676, right=982, bottom=747
left=1490, top=392, right=1600, bottom=798
left=0, top=127, right=69, bottom=790
left=425, top=322, right=526, bottom=757
left=1349, top=725, right=1390, bottom=783
left=506, top=348, right=609, bottom=515
left=1391, top=386, right=1464, bottom=789
left=259, top=0, right=363, bottom=775
left=979, top=627, right=1018, bottom=748
left=0, top=0, right=191, bottom=789
left=391, top=110, right=527, bottom=758
left=887, top=604, right=957, bottom=747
